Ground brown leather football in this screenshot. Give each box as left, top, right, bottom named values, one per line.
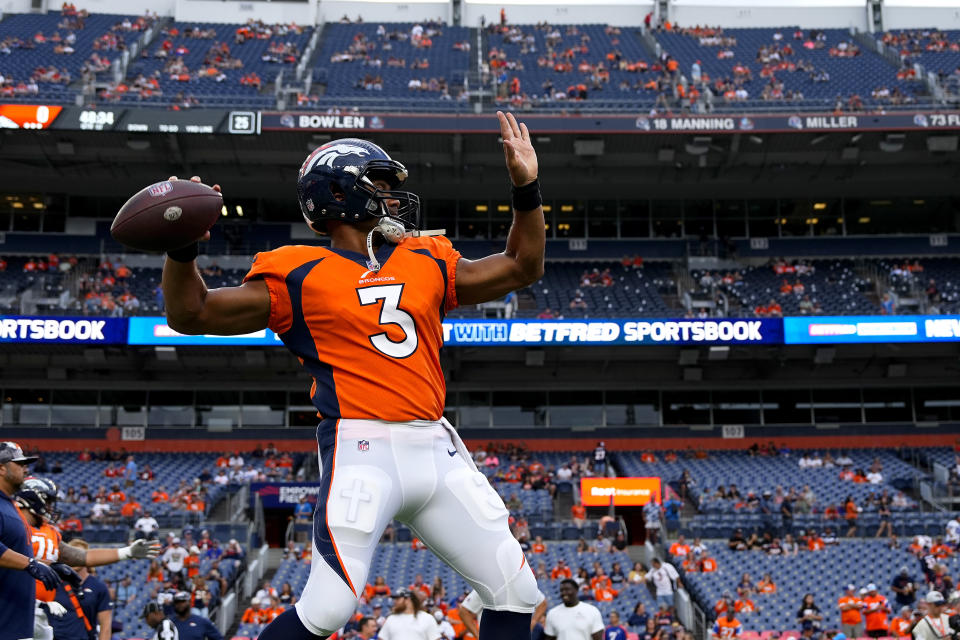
left=111, top=180, right=222, bottom=252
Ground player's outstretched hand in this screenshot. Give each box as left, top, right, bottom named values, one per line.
left=26, top=558, right=61, bottom=590
left=50, top=562, right=83, bottom=588
left=127, top=538, right=162, bottom=559
left=168, top=175, right=221, bottom=241
left=497, top=111, right=538, bottom=187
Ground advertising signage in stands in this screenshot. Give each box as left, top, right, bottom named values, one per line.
left=257, top=111, right=960, bottom=135
left=442, top=318, right=783, bottom=345
left=581, top=477, right=662, bottom=507
left=127, top=317, right=282, bottom=345
left=782, top=315, right=960, bottom=344
left=3, top=104, right=959, bottom=135
left=249, top=482, right=322, bottom=509
left=0, top=317, right=126, bottom=343
left=6, top=315, right=960, bottom=346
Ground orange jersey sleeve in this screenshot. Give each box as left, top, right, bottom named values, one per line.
left=30, top=522, right=61, bottom=601
left=242, top=236, right=461, bottom=422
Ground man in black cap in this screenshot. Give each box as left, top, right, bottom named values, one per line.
left=145, top=601, right=179, bottom=640
left=0, top=441, right=61, bottom=640
left=171, top=590, right=224, bottom=640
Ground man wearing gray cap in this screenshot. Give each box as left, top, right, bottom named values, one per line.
left=0, top=441, right=61, bottom=640
left=912, top=592, right=955, bottom=640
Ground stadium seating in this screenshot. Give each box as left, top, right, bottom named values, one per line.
left=653, top=27, right=930, bottom=110
left=310, top=21, right=471, bottom=112
left=614, top=449, right=919, bottom=516
left=674, top=538, right=950, bottom=632
left=877, top=30, right=960, bottom=78
left=113, top=20, right=313, bottom=109
left=484, top=23, right=662, bottom=111
left=0, top=9, right=152, bottom=104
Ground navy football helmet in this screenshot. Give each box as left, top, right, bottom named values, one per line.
left=16, top=477, right=61, bottom=523
left=296, top=138, right=420, bottom=234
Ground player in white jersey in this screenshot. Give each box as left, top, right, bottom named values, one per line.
left=544, top=580, right=604, bottom=640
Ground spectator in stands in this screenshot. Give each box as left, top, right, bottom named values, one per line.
left=162, top=537, right=188, bottom=583
left=646, top=558, right=680, bottom=611
left=241, top=598, right=268, bottom=624
left=711, top=609, right=741, bottom=640
left=889, top=605, right=913, bottom=637
left=839, top=584, right=864, bottom=637
left=892, top=567, right=917, bottom=607
left=864, top=583, right=892, bottom=638
left=643, top=498, right=661, bottom=543
left=572, top=500, right=587, bottom=528
left=278, top=582, right=296, bottom=607
left=797, top=593, right=824, bottom=631
left=147, top=559, right=165, bottom=583
left=152, top=485, right=169, bottom=502
left=294, top=495, right=313, bottom=523
left=550, top=558, right=572, bottom=581
left=669, top=535, right=690, bottom=558
left=845, top=495, right=860, bottom=537
left=115, top=575, right=137, bottom=604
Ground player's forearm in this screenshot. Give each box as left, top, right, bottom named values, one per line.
left=85, top=548, right=122, bottom=567
left=97, top=612, right=111, bottom=640
left=0, top=548, right=30, bottom=570
left=502, top=204, right=545, bottom=286
left=162, top=259, right=209, bottom=333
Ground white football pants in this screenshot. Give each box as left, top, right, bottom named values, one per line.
left=294, top=418, right=539, bottom=636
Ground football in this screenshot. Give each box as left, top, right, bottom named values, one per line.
left=110, top=179, right=223, bottom=252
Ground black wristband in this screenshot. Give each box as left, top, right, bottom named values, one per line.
left=166, top=242, right=199, bottom=263
left=511, top=178, right=542, bottom=211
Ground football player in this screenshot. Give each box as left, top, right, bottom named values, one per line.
left=16, top=477, right=159, bottom=639
left=160, top=111, right=544, bottom=640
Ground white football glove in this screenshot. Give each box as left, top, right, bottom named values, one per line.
left=120, top=539, right=162, bottom=560
left=44, top=601, right=68, bottom=617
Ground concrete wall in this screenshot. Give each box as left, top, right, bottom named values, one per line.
left=671, top=0, right=868, bottom=30
left=883, top=0, right=960, bottom=30
left=462, top=0, right=654, bottom=28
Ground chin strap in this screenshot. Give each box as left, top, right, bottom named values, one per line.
left=364, top=217, right=446, bottom=272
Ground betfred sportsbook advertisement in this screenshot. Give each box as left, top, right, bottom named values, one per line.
left=580, top=477, right=662, bottom=507
left=0, top=316, right=126, bottom=344
left=442, top=318, right=783, bottom=346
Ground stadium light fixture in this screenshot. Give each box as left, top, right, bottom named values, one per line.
left=126, top=139, right=150, bottom=151
left=525, top=350, right=545, bottom=367
left=809, top=135, right=828, bottom=146
left=475, top=204, right=488, bottom=212
left=496, top=205, right=510, bottom=212
left=879, top=133, right=904, bottom=153
left=708, top=346, right=729, bottom=361
left=221, top=206, right=228, bottom=217
left=850, top=133, right=863, bottom=143
left=235, top=205, right=243, bottom=217
left=678, top=349, right=699, bottom=366
left=155, top=346, right=177, bottom=361
left=748, top=135, right=763, bottom=145
left=813, top=347, right=835, bottom=364
left=813, top=202, right=827, bottom=210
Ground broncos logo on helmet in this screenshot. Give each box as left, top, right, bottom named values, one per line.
left=300, top=143, right=371, bottom=177
left=16, top=476, right=61, bottom=523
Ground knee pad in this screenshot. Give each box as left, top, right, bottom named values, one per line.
left=296, top=556, right=361, bottom=636
left=483, top=538, right=541, bottom=613
left=295, top=579, right=358, bottom=636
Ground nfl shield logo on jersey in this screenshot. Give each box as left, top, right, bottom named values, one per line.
left=357, top=440, right=370, bottom=452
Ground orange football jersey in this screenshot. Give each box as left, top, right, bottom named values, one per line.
left=29, top=521, right=61, bottom=601
left=243, top=235, right=460, bottom=422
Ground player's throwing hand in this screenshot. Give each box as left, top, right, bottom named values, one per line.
left=126, top=539, right=162, bottom=559
left=498, top=111, right=538, bottom=187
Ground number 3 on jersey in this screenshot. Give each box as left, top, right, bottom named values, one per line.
left=357, top=284, right=419, bottom=359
